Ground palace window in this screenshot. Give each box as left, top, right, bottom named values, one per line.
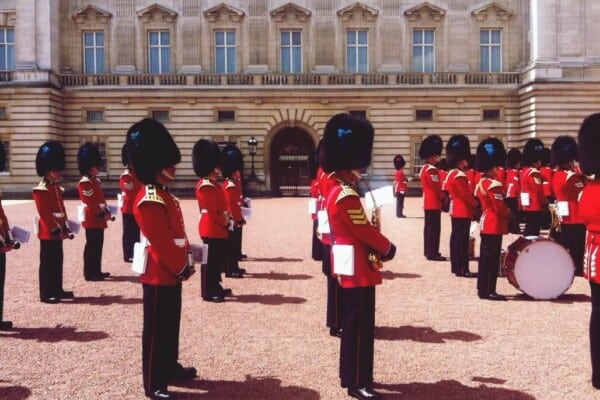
left=83, top=31, right=104, bottom=74
left=280, top=30, right=302, bottom=73
left=148, top=31, right=170, bottom=74
left=217, top=110, right=235, bottom=122
left=86, top=110, right=104, bottom=123
left=480, top=29, right=502, bottom=72
left=0, top=28, right=14, bottom=71
left=0, top=140, right=9, bottom=174
left=346, top=30, right=368, bottom=73
left=412, top=140, right=425, bottom=175
left=215, top=30, right=236, bottom=74
left=151, top=110, right=170, bottom=123
left=413, top=29, right=435, bottom=73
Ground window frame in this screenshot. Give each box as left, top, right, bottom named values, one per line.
left=280, top=30, right=302, bottom=73
left=85, top=109, right=104, bottom=123
left=216, top=109, right=236, bottom=122
left=147, top=30, right=171, bottom=74
left=412, top=28, right=435, bottom=73
left=150, top=109, right=170, bottom=123
left=0, top=139, right=9, bottom=176
left=346, top=29, right=369, bottom=73
left=480, top=28, right=502, bottom=73
left=411, top=137, right=425, bottom=176
left=214, top=30, right=237, bottom=74
left=82, top=31, right=105, bottom=74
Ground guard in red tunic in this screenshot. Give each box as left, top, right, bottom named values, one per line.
left=419, top=135, right=446, bottom=261
left=77, top=143, right=112, bottom=281
left=119, top=144, right=141, bottom=262
left=474, top=138, right=509, bottom=301
left=577, top=113, right=600, bottom=389
left=194, top=139, right=232, bottom=303
left=540, top=147, right=554, bottom=203
left=505, top=148, right=522, bottom=234
left=319, top=113, right=396, bottom=400
left=32, top=141, right=74, bottom=304
left=221, top=144, right=246, bottom=277
left=444, top=135, right=477, bottom=277
left=309, top=169, right=322, bottom=261
left=550, top=136, right=586, bottom=276
left=520, top=139, right=548, bottom=236
left=127, top=118, right=196, bottom=400
left=393, top=154, right=408, bottom=218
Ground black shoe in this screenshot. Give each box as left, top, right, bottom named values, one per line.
left=171, top=363, right=197, bottom=381
left=221, top=288, right=233, bottom=297
left=100, top=272, right=111, bottom=278
left=85, top=275, right=105, bottom=281
left=149, top=389, right=171, bottom=400
left=459, top=271, right=478, bottom=278
left=203, top=296, right=225, bottom=303
left=399, top=214, right=407, bottom=218
left=479, top=293, right=507, bottom=301
left=348, top=386, right=382, bottom=400
left=238, top=268, right=247, bottom=274
left=240, top=254, right=248, bottom=260
left=225, top=272, right=243, bottom=278
left=0, top=320, right=13, bottom=330
left=329, top=327, right=342, bottom=338
left=41, top=297, right=60, bottom=304
left=125, top=258, right=133, bottom=263
left=59, top=291, right=74, bottom=299
left=427, top=255, right=447, bottom=261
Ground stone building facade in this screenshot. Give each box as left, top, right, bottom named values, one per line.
left=0, top=0, right=598, bottom=195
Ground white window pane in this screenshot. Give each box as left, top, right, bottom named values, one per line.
left=358, top=47, right=368, bottom=72
left=480, top=30, right=489, bottom=44
left=347, top=48, right=356, bottom=72
left=84, top=32, right=93, bottom=46
left=292, top=47, right=301, bottom=72
left=149, top=48, right=159, bottom=73
left=424, top=46, right=434, bottom=72
left=281, top=31, right=289, bottom=46
left=96, top=49, right=104, bottom=73
left=226, top=32, right=235, bottom=46
left=227, top=48, right=236, bottom=73
left=413, top=47, right=422, bottom=71
left=413, top=30, right=421, bottom=44
left=6, top=46, right=13, bottom=69
left=281, top=47, right=290, bottom=72
left=347, top=31, right=356, bottom=45
left=84, top=48, right=94, bottom=73
left=6, top=29, right=12, bottom=43
left=491, top=47, right=501, bottom=72
left=96, top=32, right=104, bottom=46
left=215, top=31, right=224, bottom=46
left=424, top=30, right=434, bottom=44
left=292, top=31, right=301, bottom=45
left=161, top=49, right=170, bottom=73
left=358, top=30, right=367, bottom=45
left=149, top=32, right=158, bottom=45
left=480, top=46, right=489, bottom=71
left=216, top=48, right=225, bottom=73
left=492, top=30, right=501, bottom=44
left=161, top=32, right=170, bottom=45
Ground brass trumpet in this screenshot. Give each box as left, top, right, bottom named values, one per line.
left=365, top=181, right=383, bottom=270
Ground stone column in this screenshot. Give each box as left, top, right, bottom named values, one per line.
left=528, top=0, right=562, bottom=79
left=15, top=0, right=37, bottom=70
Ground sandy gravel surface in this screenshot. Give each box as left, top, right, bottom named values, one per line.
left=0, top=196, right=598, bottom=400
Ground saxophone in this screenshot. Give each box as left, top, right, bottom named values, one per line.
left=365, top=181, right=383, bottom=270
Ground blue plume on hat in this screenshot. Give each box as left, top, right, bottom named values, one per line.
left=476, top=138, right=506, bottom=172
left=522, top=138, right=545, bottom=166
left=221, top=144, right=244, bottom=178
left=445, top=134, right=471, bottom=168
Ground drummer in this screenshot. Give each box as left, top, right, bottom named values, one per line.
left=474, top=138, right=509, bottom=301
left=577, top=113, right=600, bottom=389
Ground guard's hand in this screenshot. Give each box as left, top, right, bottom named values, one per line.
left=50, top=226, right=61, bottom=239
left=177, top=265, right=195, bottom=280
left=381, top=243, right=397, bottom=262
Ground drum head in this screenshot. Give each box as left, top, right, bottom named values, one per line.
left=513, top=239, right=575, bottom=300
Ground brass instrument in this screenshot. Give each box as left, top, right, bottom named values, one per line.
left=365, top=181, right=383, bottom=270
left=548, top=203, right=561, bottom=233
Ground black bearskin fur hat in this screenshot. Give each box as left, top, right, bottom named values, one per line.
left=36, top=140, right=65, bottom=177
left=318, top=113, right=374, bottom=173
left=77, top=142, right=102, bottom=176
left=126, top=118, right=181, bottom=185
left=221, top=144, right=244, bottom=179
left=0, top=142, right=5, bottom=172
left=476, top=138, right=506, bottom=172
left=578, top=113, right=600, bottom=176
left=193, top=139, right=221, bottom=177
left=121, top=144, right=129, bottom=167
left=393, top=154, right=406, bottom=169
left=446, top=134, right=471, bottom=168
left=506, top=148, right=522, bottom=169
left=419, top=135, right=443, bottom=159
left=550, top=136, right=578, bottom=167
left=522, top=138, right=545, bottom=166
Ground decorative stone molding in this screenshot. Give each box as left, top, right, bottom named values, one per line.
left=336, top=2, right=379, bottom=22
left=404, top=2, right=446, bottom=22
left=270, top=3, right=311, bottom=23
left=0, top=10, right=16, bottom=27
left=203, top=3, right=245, bottom=23
left=72, top=5, right=112, bottom=24
left=136, top=3, right=178, bottom=23
left=471, top=2, right=512, bottom=22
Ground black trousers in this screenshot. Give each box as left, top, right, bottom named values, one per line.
left=227, top=226, right=243, bottom=273
left=450, top=217, right=471, bottom=275
left=84, top=228, right=104, bottom=279
left=523, top=211, right=543, bottom=237
left=557, top=224, right=586, bottom=276
left=590, top=281, right=600, bottom=387
left=0, top=253, right=5, bottom=321
left=396, top=193, right=405, bottom=217
left=340, top=286, right=376, bottom=389
left=505, top=198, right=520, bottom=234
left=424, top=209, right=442, bottom=258
left=322, top=244, right=342, bottom=330
left=122, top=213, right=140, bottom=262
left=477, top=234, right=503, bottom=297
left=142, top=283, right=182, bottom=395
left=312, top=219, right=322, bottom=261
left=200, top=237, right=228, bottom=298
left=39, top=239, right=64, bottom=300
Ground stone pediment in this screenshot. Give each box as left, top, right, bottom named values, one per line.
left=136, top=3, right=178, bottom=23
left=270, top=3, right=311, bottom=23
left=72, top=5, right=112, bottom=24
left=404, top=2, right=446, bottom=22
left=471, top=2, right=512, bottom=21
left=203, top=3, right=245, bottom=23
left=337, top=2, right=379, bottom=22
left=0, top=10, right=16, bottom=27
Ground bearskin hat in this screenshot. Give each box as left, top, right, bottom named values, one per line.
left=318, top=113, right=374, bottom=173
left=77, top=142, right=102, bottom=176
left=476, top=138, right=506, bottom=172
left=126, top=118, right=181, bottom=185
left=437, top=157, right=448, bottom=171
left=0, top=142, right=5, bottom=172
left=393, top=154, right=406, bottom=170
left=550, top=136, right=578, bottom=167
left=506, top=148, right=522, bottom=169
left=445, top=134, right=471, bottom=168
left=221, top=144, right=244, bottom=178
left=578, top=113, right=600, bottom=176
left=36, top=140, right=65, bottom=177
left=540, top=147, right=550, bottom=167
left=419, top=135, right=443, bottom=159
left=121, top=144, right=129, bottom=167
left=192, top=139, right=221, bottom=177
left=522, top=138, right=545, bottom=166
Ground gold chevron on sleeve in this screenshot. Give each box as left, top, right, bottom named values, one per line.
left=346, top=208, right=368, bottom=224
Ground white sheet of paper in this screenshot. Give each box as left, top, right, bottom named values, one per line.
left=332, top=244, right=354, bottom=276
left=241, top=207, right=251, bottom=220
left=556, top=201, right=569, bottom=217
left=11, top=226, right=31, bottom=244
left=520, top=192, right=530, bottom=207
left=77, top=204, right=86, bottom=223
left=365, top=185, right=395, bottom=209
left=190, top=243, right=209, bottom=264
left=107, top=204, right=119, bottom=217
left=131, top=242, right=147, bottom=274
left=308, top=198, right=317, bottom=214
left=67, top=220, right=80, bottom=235
left=317, top=210, right=330, bottom=234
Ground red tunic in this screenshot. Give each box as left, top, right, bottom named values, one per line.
left=495, top=167, right=506, bottom=190
left=222, top=178, right=243, bottom=224
left=579, top=181, right=600, bottom=283
left=520, top=167, right=546, bottom=211
left=195, top=177, right=229, bottom=239
left=552, top=169, right=585, bottom=225
left=540, top=166, right=554, bottom=198
left=77, top=175, right=108, bottom=229
left=133, top=185, right=189, bottom=286
left=476, top=177, right=509, bottom=235
left=318, top=169, right=337, bottom=245
left=326, top=173, right=393, bottom=288
left=420, top=163, right=443, bottom=210
left=394, top=170, right=408, bottom=194
left=505, top=168, right=521, bottom=199
left=119, top=169, right=142, bottom=214
left=445, top=169, right=476, bottom=218
left=466, top=169, right=481, bottom=195
left=32, top=180, right=68, bottom=240
left=0, top=200, right=12, bottom=252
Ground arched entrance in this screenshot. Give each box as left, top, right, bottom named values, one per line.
left=269, top=127, right=317, bottom=196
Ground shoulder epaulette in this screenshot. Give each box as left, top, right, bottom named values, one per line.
left=455, top=170, right=467, bottom=178
left=138, top=185, right=165, bottom=207
left=566, top=171, right=577, bottom=181
left=34, top=180, right=48, bottom=191
left=335, top=184, right=359, bottom=204
left=528, top=167, right=540, bottom=175
left=199, top=178, right=214, bottom=188
left=488, top=179, right=503, bottom=190
left=79, top=176, right=91, bottom=183
left=226, top=179, right=236, bottom=189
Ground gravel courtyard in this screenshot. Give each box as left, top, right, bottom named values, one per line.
left=0, top=196, right=597, bottom=400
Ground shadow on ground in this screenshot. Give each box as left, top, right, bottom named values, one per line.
left=375, top=325, right=481, bottom=343
left=229, top=294, right=307, bottom=305
left=104, top=275, right=140, bottom=283
left=0, top=325, right=109, bottom=343
left=171, top=375, right=320, bottom=400
left=0, top=384, right=31, bottom=400
left=507, top=293, right=591, bottom=303
left=67, top=295, right=142, bottom=306
left=381, top=271, right=421, bottom=280
left=246, top=271, right=313, bottom=280
left=374, top=380, right=536, bottom=399
left=246, top=257, right=303, bottom=262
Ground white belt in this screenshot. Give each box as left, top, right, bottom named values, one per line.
left=200, top=209, right=208, bottom=214
left=174, top=238, right=186, bottom=247
left=52, top=212, right=64, bottom=218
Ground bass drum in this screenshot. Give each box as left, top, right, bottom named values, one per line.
left=502, top=236, right=575, bottom=300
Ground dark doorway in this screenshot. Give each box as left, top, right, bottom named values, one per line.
left=270, top=127, right=316, bottom=196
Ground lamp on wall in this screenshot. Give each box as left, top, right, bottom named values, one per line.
left=248, top=136, right=258, bottom=178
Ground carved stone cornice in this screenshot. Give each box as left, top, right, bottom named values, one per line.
left=203, top=3, right=245, bottom=23
left=471, top=2, right=513, bottom=22
left=72, top=5, right=112, bottom=25
left=404, top=2, right=446, bottom=22
left=136, top=3, right=178, bottom=23
left=270, top=3, right=311, bottom=23
left=336, top=2, right=379, bottom=23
